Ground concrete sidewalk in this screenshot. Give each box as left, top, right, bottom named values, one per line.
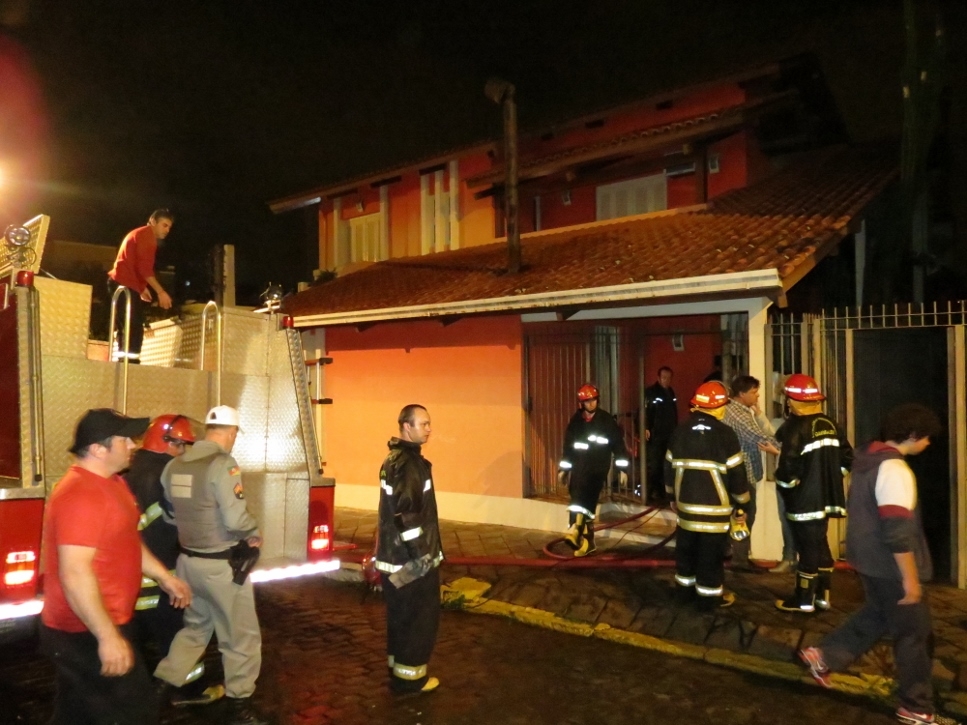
left=335, top=507, right=967, bottom=715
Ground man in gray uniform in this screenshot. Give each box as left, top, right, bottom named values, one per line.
left=153, top=405, right=268, bottom=725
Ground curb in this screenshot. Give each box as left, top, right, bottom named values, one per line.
left=441, top=576, right=967, bottom=717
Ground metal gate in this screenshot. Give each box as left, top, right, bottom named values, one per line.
left=766, top=302, right=967, bottom=586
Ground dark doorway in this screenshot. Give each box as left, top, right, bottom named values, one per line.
left=853, top=328, right=951, bottom=580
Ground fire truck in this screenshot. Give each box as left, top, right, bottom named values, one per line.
left=0, top=215, right=337, bottom=643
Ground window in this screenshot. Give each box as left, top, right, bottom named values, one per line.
left=596, top=173, right=667, bottom=221
left=348, top=213, right=384, bottom=263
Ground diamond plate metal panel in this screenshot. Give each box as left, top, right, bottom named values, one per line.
left=120, top=366, right=213, bottom=423
left=265, top=336, right=306, bottom=474
left=284, top=475, right=310, bottom=561
left=221, top=309, right=270, bottom=377
left=218, top=373, right=269, bottom=471
left=15, top=289, right=33, bottom=488
left=35, top=277, right=91, bottom=359
left=41, top=358, right=115, bottom=481
left=242, top=472, right=286, bottom=561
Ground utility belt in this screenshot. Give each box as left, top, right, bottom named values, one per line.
left=181, top=541, right=261, bottom=585
left=180, top=546, right=233, bottom=559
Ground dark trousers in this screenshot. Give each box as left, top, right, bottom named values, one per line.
left=107, top=279, right=145, bottom=361
left=820, top=575, right=934, bottom=714
left=382, top=566, right=440, bottom=693
left=675, top=527, right=729, bottom=597
left=568, top=471, right=607, bottom=518
left=132, top=591, right=184, bottom=664
left=646, top=438, right=669, bottom=500
left=790, top=518, right=834, bottom=575
left=40, top=622, right=158, bottom=725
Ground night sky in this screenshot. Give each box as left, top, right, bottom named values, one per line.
left=1, top=0, right=964, bottom=304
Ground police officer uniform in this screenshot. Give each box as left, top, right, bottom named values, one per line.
left=153, top=406, right=265, bottom=724
left=665, top=382, right=750, bottom=609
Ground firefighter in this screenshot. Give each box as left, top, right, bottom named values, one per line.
left=774, top=373, right=853, bottom=613
left=665, top=381, right=750, bottom=609
left=125, top=414, right=223, bottom=706
left=557, top=384, right=630, bottom=557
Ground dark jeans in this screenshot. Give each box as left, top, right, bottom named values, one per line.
left=675, top=527, right=729, bottom=597
left=382, top=566, right=441, bottom=693
left=790, top=517, right=834, bottom=575
left=40, top=622, right=159, bottom=725
left=107, top=279, right=145, bottom=361
left=820, top=575, right=934, bottom=714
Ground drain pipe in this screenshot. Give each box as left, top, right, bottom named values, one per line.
left=485, top=78, right=520, bottom=274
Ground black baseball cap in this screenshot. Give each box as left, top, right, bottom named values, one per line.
left=69, top=408, right=150, bottom=455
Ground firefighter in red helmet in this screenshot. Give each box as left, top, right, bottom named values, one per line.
left=557, top=384, right=630, bottom=556
left=665, top=381, right=750, bottom=609
left=774, top=374, right=853, bottom=613
left=125, top=415, right=223, bottom=706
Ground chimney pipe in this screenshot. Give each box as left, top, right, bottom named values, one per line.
left=485, top=78, right=520, bottom=274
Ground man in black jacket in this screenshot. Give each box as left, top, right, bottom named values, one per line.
left=774, top=374, right=853, bottom=613
left=558, top=384, right=630, bottom=557
left=665, top=381, right=750, bottom=609
left=375, top=404, right=444, bottom=694
left=798, top=404, right=957, bottom=725
left=645, top=367, right=678, bottom=503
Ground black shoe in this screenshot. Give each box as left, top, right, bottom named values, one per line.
left=226, top=697, right=270, bottom=725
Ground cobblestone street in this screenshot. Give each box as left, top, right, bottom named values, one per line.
left=2, top=575, right=902, bottom=725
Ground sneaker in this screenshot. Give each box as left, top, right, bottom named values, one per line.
left=421, top=677, right=440, bottom=693
left=896, top=707, right=962, bottom=725
left=170, top=683, right=225, bottom=707
left=798, top=647, right=832, bottom=688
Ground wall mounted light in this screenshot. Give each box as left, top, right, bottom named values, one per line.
left=562, top=190, right=572, bottom=206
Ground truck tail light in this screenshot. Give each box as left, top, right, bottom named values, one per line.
left=310, top=524, right=330, bottom=552
left=4, top=550, right=37, bottom=587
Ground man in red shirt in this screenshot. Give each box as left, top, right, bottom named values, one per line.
left=107, top=209, right=175, bottom=362
left=40, top=408, right=192, bottom=725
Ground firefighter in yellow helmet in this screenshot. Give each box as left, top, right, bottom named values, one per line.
left=557, top=384, right=631, bottom=556
left=774, top=374, right=853, bottom=613
left=665, top=381, right=750, bottom=609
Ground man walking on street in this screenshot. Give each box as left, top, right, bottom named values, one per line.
left=666, top=382, right=750, bottom=609
left=722, top=375, right=781, bottom=570
left=40, top=408, right=192, bottom=725
left=558, top=384, right=630, bottom=557
left=153, top=405, right=269, bottom=725
left=774, top=374, right=853, bottom=613
left=375, top=404, right=445, bottom=694
left=799, top=404, right=960, bottom=725
left=107, top=209, right=174, bottom=362
left=125, top=414, right=222, bottom=707
left=645, top=366, right=678, bottom=504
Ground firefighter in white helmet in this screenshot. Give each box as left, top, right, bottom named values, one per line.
left=774, top=374, right=853, bottom=614
left=557, top=384, right=631, bottom=557
left=666, top=381, right=750, bottom=609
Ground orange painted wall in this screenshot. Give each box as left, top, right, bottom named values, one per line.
left=666, top=130, right=751, bottom=208
left=459, top=151, right=497, bottom=247
left=324, top=316, right=524, bottom=498
left=537, top=185, right=597, bottom=229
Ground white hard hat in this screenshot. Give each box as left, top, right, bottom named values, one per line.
left=205, top=405, right=240, bottom=428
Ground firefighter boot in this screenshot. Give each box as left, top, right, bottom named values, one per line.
left=775, top=571, right=817, bottom=613
left=575, top=521, right=596, bottom=557
left=815, top=567, right=834, bottom=611
left=564, top=513, right=585, bottom=551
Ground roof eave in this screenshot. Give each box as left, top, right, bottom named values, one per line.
left=290, top=268, right=782, bottom=328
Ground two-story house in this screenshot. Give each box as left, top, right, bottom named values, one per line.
left=270, top=58, right=896, bottom=559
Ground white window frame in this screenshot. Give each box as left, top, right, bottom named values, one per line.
left=348, top=213, right=385, bottom=263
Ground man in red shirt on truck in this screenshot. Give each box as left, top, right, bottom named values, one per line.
left=39, top=408, right=192, bottom=725
left=107, top=209, right=175, bottom=362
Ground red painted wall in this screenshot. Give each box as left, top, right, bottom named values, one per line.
left=0, top=283, right=21, bottom=480
left=324, top=316, right=524, bottom=498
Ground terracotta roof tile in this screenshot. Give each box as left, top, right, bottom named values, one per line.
left=284, top=146, right=897, bottom=321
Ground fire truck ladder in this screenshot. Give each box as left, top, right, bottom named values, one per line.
left=284, top=326, right=323, bottom=487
